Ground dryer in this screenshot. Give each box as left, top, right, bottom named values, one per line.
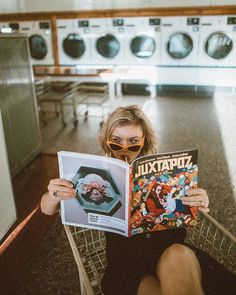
left=198, top=15, right=236, bottom=67
left=160, top=16, right=200, bottom=66
left=57, top=18, right=91, bottom=66
left=19, top=21, right=54, bottom=66
left=90, top=17, right=124, bottom=66
left=123, top=16, right=161, bottom=66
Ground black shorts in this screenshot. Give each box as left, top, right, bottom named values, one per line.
left=101, top=230, right=236, bottom=295
left=187, top=244, right=236, bottom=295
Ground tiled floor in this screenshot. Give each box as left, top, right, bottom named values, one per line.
left=40, top=89, right=236, bottom=236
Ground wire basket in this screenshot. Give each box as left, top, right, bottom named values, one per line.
left=186, top=211, right=236, bottom=273
left=63, top=211, right=236, bottom=295
left=63, top=226, right=106, bottom=295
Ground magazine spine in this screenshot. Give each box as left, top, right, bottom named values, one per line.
left=127, top=165, right=133, bottom=237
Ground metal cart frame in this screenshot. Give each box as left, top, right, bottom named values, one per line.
left=35, top=79, right=78, bottom=126
left=64, top=211, right=236, bottom=295
left=76, top=82, right=109, bottom=124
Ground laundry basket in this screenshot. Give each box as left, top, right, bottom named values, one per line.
left=63, top=211, right=236, bottom=295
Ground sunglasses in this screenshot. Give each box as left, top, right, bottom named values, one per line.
left=107, top=138, right=144, bottom=152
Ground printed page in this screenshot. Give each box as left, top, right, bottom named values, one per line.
left=59, top=151, right=130, bottom=236
left=129, top=149, right=198, bottom=236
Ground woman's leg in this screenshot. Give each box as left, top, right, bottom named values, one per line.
left=137, top=275, right=161, bottom=295
left=156, top=243, right=204, bottom=295
left=137, top=243, right=204, bottom=295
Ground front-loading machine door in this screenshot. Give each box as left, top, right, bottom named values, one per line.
left=29, top=34, right=48, bottom=60
left=205, top=32, right=233, bottom=60
left=63, top=33, right=86, bottom=58
left=167, top=32, right=193, bottom=59
left=96, top=34, right=120, bottom=58
left=130, top=35, right=156, bottom=58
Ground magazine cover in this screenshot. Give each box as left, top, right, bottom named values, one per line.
left=129, top=149, right=198, bottom=236
left=59, top=149, right=198, bottom=237
left=58, top=151, right=130, bottom=236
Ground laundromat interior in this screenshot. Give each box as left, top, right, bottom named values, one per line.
left=0, top=1, right=236, bottom=294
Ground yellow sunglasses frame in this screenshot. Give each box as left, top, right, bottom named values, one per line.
left=106, top=137, right=144, bottom=152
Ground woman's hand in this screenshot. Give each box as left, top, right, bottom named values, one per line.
left=181, top=188, right=210, bottom=213
left=41, top=178, right=77, bottom=215
left=47, top=178, right=77, bottom=202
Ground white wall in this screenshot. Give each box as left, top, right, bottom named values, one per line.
left=0, top=111, right=17, bottom=241
left=0, top=0, right=236, bottom=14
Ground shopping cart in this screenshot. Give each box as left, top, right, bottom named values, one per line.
left=63, top=211, right=236, bottom=295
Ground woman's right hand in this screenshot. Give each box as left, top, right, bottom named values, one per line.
left=47, top=178, right=77, bottom=202
left=41, top=178, right=77, bottom=215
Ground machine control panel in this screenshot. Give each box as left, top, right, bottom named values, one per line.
left=39, top=21, right=50, bottom=29
left=227, top=17, right=236, bottom=25
left=9, top=23, right=19, bottom=31
left=78, top=20, right=89, bottom=27
left=113, top=19, right=124, bottom=27
left=187, top=17, right=200, bottom=25
left=149, top=18, right=161, bottom=26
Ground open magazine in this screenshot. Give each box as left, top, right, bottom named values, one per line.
left=59, top=149, right=198, bottom=237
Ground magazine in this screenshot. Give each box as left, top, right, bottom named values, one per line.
left=59, top=149, right=198, bottom=237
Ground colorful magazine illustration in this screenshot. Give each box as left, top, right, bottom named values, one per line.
left=59, top=149, right=198, bottom=237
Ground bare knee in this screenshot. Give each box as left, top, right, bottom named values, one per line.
left=156, top=244, right=203, bottom=295
left=157, top=243, right=201, bottom=276
left=160, top=243, right=196, bottom=262
left=137, top=275, right=161, bottom=295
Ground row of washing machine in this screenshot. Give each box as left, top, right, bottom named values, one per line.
left=1, top=15, right=236, bottom=67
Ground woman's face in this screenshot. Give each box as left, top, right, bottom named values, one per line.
left=109, top=124, right=144, bottom=163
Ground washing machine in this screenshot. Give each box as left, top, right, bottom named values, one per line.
left=160, top=16, right=200, bottom=66
left=89, top=17, right=124, bottom=66
left=123, top=16, right=161, bottom=66
left=19, top=21, right=54, bottom=65
left=198, top=15, right=236, bottom=67
left=57, top=18, right=91, bottom=66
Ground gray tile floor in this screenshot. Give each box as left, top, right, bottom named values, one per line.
left=40, top=90, right=236, bottom=235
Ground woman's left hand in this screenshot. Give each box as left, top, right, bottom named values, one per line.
left=181, top=188, right=210, bottom=213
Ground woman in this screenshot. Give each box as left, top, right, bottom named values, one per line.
left=41, top=105, right=235, bottom=295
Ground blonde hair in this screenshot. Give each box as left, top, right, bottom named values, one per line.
left=99, top=105, right=157, bottom=156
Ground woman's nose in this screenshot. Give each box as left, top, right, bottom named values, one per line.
left=120, top=140, right=128, bottom=146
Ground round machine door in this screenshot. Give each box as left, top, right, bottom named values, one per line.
left=205, top=32, right=233, bottom=59
left=63, top=33, right=85, bottom=58
left=29, top=34, right=47, bottom=60
left=167, top=32, right=193, bottom=59
left=96, top=34, right=120, bottom=58
left=130, top=35, right=156, bottom=58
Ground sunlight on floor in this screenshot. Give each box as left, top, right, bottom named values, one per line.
left=213, top=91, right=236, bottom=201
